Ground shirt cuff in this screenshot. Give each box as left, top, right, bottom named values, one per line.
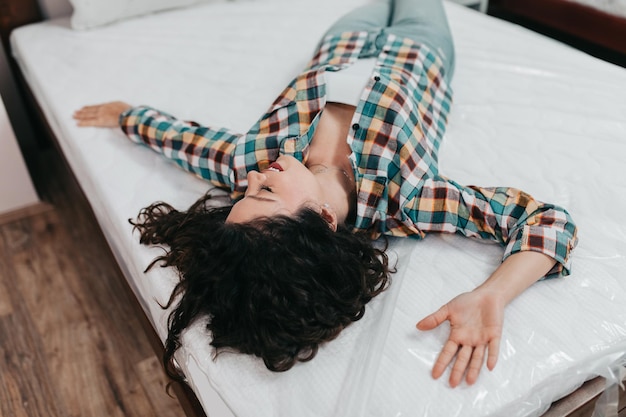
left=118, top=105, right=147, bottom=127
left=118, top=105, right=151, bottom=143
left=503, top=224, right=579, bottom=279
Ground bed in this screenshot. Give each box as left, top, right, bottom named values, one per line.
left=3, top=0, right=626, bottom=416
left=488, top=0, right=626, bottom=60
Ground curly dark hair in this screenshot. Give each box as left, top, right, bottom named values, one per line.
left=130, top=192, right=392, bottom=377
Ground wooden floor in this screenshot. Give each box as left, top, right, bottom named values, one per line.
left=0, top=147, right=185, bottom=417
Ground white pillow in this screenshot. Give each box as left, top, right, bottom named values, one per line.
left=69, top=0, right=224, bottom=30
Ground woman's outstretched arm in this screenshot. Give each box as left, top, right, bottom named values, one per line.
left=407, top=175, right=577, bottom=387
left=416, top=251, right=555, bottom=388
left=74, top=101, right=242, bottom=190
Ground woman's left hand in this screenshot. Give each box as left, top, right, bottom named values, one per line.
left=416, top=288, right=505, bottom=387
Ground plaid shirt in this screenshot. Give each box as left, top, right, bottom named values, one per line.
left=121, top=31, right=577, bottom=278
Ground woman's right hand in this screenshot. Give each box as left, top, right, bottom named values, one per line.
left=73, top=101, right=132, bottom=128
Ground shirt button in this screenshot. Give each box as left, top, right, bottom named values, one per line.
left=352, top=123, right=360, bottom=131
left=374, top=76, right=380, bottom=82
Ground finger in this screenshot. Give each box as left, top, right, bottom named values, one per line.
left=432, top=339, right=458, bottom=380
left=73, top=109, right=88, bottom=119
left=449, top=345, right=473, bottom=388
left=465, top=345, right=486, bottom=385
left=74, top=113, right=97, bottom=122
left=76, top=115, right=112, bottom=127
left=487, top=337, right=501, bottom=370
left=76, top=119, right=100, bottom=127
left=416, top=304, right=449, bottom=331
left=74, top=105, right=99, bottom=114
left=73, top=108, right=98, bottom=119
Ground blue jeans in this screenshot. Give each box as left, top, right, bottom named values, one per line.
left=322, top=0, right=455, bottom=81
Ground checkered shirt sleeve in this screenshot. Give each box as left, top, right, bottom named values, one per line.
left=119, top=106, right=239, bottom=189
left=407, top=176, right=578, bottom=278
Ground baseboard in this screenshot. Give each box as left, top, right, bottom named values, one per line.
left=0, top=201, right=54, bottom=225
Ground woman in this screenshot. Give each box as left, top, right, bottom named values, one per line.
left=74, top=0, right=578, bottom=388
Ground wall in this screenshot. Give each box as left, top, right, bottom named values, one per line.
left=0, top=98, right=39, bottom=215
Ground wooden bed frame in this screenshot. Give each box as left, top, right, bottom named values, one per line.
left=489, top=0, right=626, bottom=67
left=0, top=0, right=624, bottom=416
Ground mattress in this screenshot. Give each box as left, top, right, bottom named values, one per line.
left=10, top=0, right=626, bottom=416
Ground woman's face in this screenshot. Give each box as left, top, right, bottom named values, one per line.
left=226, top=155, right=325, bottom=224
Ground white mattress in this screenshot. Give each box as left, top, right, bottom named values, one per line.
left=10, top=1, right=626, bottom=416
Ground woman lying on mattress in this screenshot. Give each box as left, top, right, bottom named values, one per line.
left=74, top=0, right=577, bottom=388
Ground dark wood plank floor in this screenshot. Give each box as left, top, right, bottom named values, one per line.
left=0, top=146, right=185, bottom=417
